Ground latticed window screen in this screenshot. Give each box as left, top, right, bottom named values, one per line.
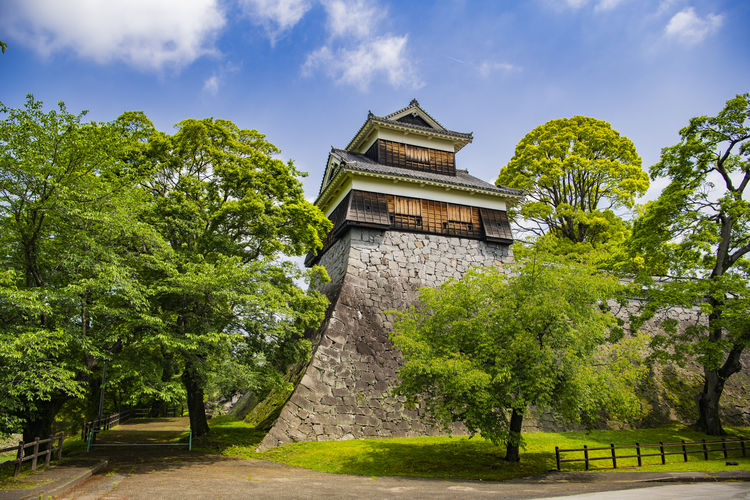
left=347, top=191, right=391, bottom=226
left=387, top=194, right=483, bottom=239
left=388, top=195, right=422, bottom=228
left=479, top=208, right=513, bottom=242
left=366, top=140, right=456, bottom=175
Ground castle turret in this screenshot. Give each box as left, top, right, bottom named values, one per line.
left=258, top=100, right=523, bottom=450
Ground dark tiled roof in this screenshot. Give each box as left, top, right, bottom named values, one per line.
left=369, top=115, right=473, bottom=140
left=346, top=100, right=473, bottom=151
left=384, top=98, right=447, bottom=129
left=326, top=149, right=523, bottom=198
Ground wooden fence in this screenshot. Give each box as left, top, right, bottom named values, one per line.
left=0, top=434, right=64, bottom=477
left=81, top=406, right=186, bottom=440
left=556, top=437, right=749, bottom=471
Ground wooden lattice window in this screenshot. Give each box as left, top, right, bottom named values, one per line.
left=388, top=195, right=422, bottom=229
left=347, top=191, right=391, bottom=226
left=367, top=140, right=456, bottom=176
left=385, top=194, right=483, bottom=239
left=480, top=208, right=513, bottom=243
left=445, top=204, right=480, bottom=237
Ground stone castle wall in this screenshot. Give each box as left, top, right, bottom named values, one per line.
left=257, top=228, right=512, bottom=450
left=257, top=228, right=750, bottom=451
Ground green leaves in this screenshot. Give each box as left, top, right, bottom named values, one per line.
left=390, top=249, right=646, bottom=454
left=0, top=97, right=331, bottom=436
left=628, top=92, right=750, bottom=434
left=497, top=115, right=647, bottom=250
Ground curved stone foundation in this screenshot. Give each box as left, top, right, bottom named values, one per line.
left=257, top=228, right=512, bottom=450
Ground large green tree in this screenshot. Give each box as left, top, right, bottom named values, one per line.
left=630, top=93, right=750, bottom=435
left=0, top=96, right=158, bottom=439
left=497, top=116, right=648, bottom=252
left=141, top=117, right=331, bottom=436
left=390, top=248, right=645, bottom=462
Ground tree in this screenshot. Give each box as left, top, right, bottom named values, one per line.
left=497, top=116, right=648, bottom=251
left=630, top=93, right=750, bottom=435
left=141, top=117, right=332, bottom=436
left=0, top=95, right=158, bottom=439
left=390, top=248, right=645, bottom=462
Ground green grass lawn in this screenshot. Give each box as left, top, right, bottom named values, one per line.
left=208, top=418, right=750, bottom=481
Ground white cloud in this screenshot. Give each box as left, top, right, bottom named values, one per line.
left=478, top=61, right=521, bottom=78
left=563, top=0, right=589, bottom=8
left=654, top=0, right=682, bottom=17
left=665, top=7, right=723, bottom=45
left=303, top=35, right=420, bottom=91
left=302, top=0, right=419, bottom=90
left=323, top=0, right=382, bottom=39
left=202, top=62, right=239, bottom=96
left=240, top=0, right=312, bottom=42
left=559, top=0, right=626, bottom=11
left=203, top=75, right=220, bottom=95
left=594, top=0, right=625, bottom=11
left=0, top=0, right=225, bottom=72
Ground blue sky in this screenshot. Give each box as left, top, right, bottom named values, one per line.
left=2, top=0, right=749, bottom=203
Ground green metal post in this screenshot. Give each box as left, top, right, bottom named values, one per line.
left=86, top=429, right=94, bottom=453
left=188, top=429, right=192, bottom=451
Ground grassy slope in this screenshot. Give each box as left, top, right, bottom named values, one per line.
left=206, top=418, right=750, bottom=481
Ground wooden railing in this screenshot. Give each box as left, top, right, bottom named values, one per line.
left=81, top=409, right=132, bottom=440
left=81, top=406, right=186, bottom=440
left=1, top=434, right=64, bottom=477
left=556, top=437, right=749, bottom=471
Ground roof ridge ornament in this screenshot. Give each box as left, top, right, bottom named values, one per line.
left=409, top=98, right=419, bottom=106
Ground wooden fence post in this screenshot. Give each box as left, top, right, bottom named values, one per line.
left=610, top=443, right=617, bottom=469
left=681, top=440, right=688, bottom=462
left=14, top=441, right=24, bottom=477
left=555, top=446, right=560, bottom=471
left=45, top=435, right=53, bottom=466
left=721, top=439, right=727, bottom=459
left=57, top=434, right=64, bottom=460
left=741, top=439, right=746, bottom=457
left=583, top=445, right=589, bottom=471
left=702, top=439, right=708, bottom=460
left=31, top=437, right=40, bottom=471
left=659, top=441, right=665, bottom=465
left=636, top=442, right=642, bottom=467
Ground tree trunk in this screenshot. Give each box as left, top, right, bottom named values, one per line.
left=151, top=350, right=175, bottom=417
left=696, top=369, right=725, bottom=435
left=505, top=408, right=524, bottom=462
left=696, top=342, right=744, bottom=435
left=182, top=360, right=210, bottom=437
left=22, top=396, right=65, bottom=444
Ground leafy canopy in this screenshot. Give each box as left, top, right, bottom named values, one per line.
left=139, top=116, right=332, bottom=435
left=390, top=247, right=646, bottom=460
left=497, top=116, right=648, bottom=252
left=0, top=95, right=160, bottom=436
left=628, top=93, right=750, bottom=434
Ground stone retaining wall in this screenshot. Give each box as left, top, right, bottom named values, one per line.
left=257, top=228, right=512, bottom=450
left=257, top=228, right=750, bottom=451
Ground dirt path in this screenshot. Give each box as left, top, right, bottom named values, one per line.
left=62, top=418, right=749, bottom=499
left=59, top=449, right=750, bottom=500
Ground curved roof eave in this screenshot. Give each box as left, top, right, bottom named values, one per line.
left=316, top=165, right=524, bottom=212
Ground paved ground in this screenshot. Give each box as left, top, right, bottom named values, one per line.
left=542, top=484, right=750, bottom=499
left=3, top=417, right=749, bottom=499
left=54, top=452, right=750, bottom=500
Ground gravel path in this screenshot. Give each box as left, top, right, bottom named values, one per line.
left=57, top=450, right=750, bottom=500
left=54, top=418, right=750, bottom=499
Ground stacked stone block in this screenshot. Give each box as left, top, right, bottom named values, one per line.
left=257, top=228, right=512, bottom=450
left=257, top=229, right=750, bottom=451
